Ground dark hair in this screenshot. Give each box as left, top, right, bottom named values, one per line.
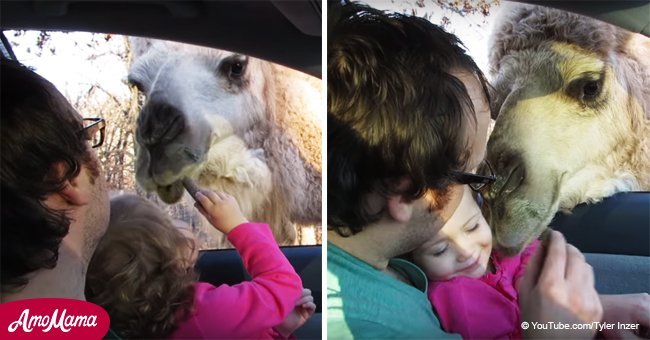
left=86, top=194, right=197, bottom=339
left=327, top=2, right=491, bottom=236
left=1, top=57, right=90, bottom=292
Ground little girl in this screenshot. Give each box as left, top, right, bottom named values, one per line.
left=412, top=185, right=538, bottom=339
left=413, top=185, right=650, bottom=339
left=86, top=191, right=315, bottom=339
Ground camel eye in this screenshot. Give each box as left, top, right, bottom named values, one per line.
left=230, top=62, right=244, bottom=78
left=222, top=56, right=248, bottom=80
left=567, top=77, right=602, bottom=102
left=583, top=81, right=600, bottom=100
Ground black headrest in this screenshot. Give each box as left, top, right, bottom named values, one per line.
left=551, top=191, right=650, bottom=256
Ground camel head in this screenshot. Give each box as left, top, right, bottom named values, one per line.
left=128, top=39, right=271, bottom=203
left=484, top=4, right=650, bottom=254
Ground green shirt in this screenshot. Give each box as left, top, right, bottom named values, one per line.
left=327, top=242, right=459, bottom=339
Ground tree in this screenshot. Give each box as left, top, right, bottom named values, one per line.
left=386, top=0, right=500, bottom=28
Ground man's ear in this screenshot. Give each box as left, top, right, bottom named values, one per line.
left=50, top=161, right=89, bottom=206
left=386, top=195, right=413, bottom=223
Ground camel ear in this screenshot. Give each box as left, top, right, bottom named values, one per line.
left=386, top=195, right=413, bottom=223
left=129, top=36, right=154, bottom=59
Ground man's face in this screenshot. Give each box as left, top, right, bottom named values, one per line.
left=68, top=109, right=110, bottom=264
left=406, top=70, right=491, bottom=249
left=401, top=185, right=465, bottom=254
left=82, top=148, right=110, bottom=263
left=454, top=69, right=491, bottom=172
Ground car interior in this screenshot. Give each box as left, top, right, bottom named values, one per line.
left=1, top=1, right=322, bottom=338
left=552, top=193, right=650, bottom=295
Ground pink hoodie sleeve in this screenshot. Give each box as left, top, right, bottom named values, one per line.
left=428, top=279, right=519, bottom=339
left=514, top=239, right=541, bottom=285
left=172, top=222, right=302, bottom=339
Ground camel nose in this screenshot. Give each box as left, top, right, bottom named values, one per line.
left=487, top=153, right=526, bottom=199
left=138, top=99, right=186, bottom=146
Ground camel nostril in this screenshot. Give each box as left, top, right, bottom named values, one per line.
left=160, top=113, right=185, bottom=142
left=502, top=163, right=525, bottom=195
left=140, top=100, right=186, bottom=145
left=486, top=152, right=525, bottom=199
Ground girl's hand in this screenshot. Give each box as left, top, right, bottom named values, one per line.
left=274, top=288, right=317, bottom=338
left=194, top=190, right=248, bottom=234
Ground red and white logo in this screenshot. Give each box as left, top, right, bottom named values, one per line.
left=0, top=298, right=110, bottom=340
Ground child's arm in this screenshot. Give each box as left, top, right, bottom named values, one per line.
left=186, top=190, right=303, bottom=339
left=599, top=293, right=650, bottom=338
left=273, top=288, right=317, bottom=338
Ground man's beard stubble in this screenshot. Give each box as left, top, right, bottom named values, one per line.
left=80, top=153, right=109, bottom=265
left=394, top=187, right=453, bottom=257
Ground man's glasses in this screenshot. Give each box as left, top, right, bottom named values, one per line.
left=449, top=160, right=496, bottom=192
left=79, top=117, right=106, bottom=148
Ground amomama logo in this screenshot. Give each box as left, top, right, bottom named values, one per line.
left=0, top=298, right=110, bottom=340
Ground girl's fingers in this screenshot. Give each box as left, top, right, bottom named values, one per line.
left=205, top=190, right=221, bottom=203
left=296, top=295, right=314, bottom=305
left=302, top=302, right=317, bottom=314
left=209, top=191, right=222, bottom=200
left=194, top=202, right=208, bottom=217
left=195, top=192, right=212, bottom=207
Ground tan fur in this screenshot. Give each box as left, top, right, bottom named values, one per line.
left=485, top=4, right=650, bottom=254
left=129, top=39, right=322, bottom=247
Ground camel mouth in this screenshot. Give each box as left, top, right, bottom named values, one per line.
left=489, top=186, right=559, bottom=256
left=494, top=223, right=544, bottom=255
left=156, top=181, right=185, bottom=203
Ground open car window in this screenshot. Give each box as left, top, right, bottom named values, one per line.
left=4, top=31, right=323, bottom=250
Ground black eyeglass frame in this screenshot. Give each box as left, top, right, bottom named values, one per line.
left=79, top=117, right=106, bottom=148
left=449, top=160, right=496, bottom=192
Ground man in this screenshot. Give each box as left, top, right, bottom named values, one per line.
left=327, top=2, right=602, bottom=338
left=1, top=57, right=110, bottom=302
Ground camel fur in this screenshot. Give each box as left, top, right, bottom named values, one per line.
left=484, top=4, right=650, bottom=254
left=128, top=38, right=322, bottom=246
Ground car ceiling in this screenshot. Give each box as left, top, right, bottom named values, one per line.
left=0, top=0, right=322, bottom=78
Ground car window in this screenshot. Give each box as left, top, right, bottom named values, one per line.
left=6, top=30, right=323, bottom=250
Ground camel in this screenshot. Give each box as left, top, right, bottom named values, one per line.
left=127, top=38, right=322, bottom=246
left=483, top=4, right=650, bottom=254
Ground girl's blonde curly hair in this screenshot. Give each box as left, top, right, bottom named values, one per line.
left=86, top=194, right=198, bottom=338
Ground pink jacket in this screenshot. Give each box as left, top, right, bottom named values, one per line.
left=428, top=240, right=540, bottom=339
left=171, top=222, right=303, bottom=339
